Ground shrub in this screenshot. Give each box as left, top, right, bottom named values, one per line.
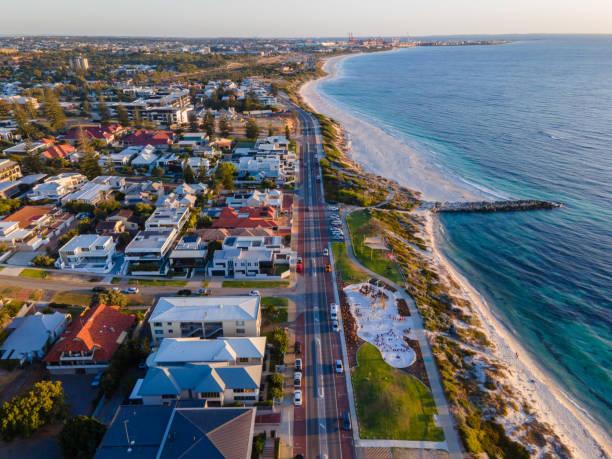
left=32, top=254, right=56, bottom=267
left=59, top=416, right=106, bottom=459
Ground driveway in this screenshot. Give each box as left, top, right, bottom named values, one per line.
left=53, top=373, right=100, bottom=417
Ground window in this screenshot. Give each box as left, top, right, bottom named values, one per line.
left=236, top=321, right=245, bottom=326
left=168, top=330, right=173, bottom=333
left=238, top=357, right=249, bottom=363
left=155, top=330, right=163, bottom=335
left=154, top=322, right=162, bottom=327
left=167, top=322, right=172, bottom=325
left=237, top=328, right=246, bottom=334
left=199, top=392, right=219, bottom=398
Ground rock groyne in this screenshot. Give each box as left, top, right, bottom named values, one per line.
left=433, top=199, right=562, bottom=214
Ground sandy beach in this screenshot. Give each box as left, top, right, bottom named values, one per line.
left=300, top=53, right=612, bottom=458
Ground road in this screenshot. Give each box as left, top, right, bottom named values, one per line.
left=292, top=106, right=355, bottom=459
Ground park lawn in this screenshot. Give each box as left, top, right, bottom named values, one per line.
left=0, top=285, right=22, bottom=297
left=352, top=343, right=444, bottom=441
left=261, top=297, right=289, bottom=307
left=222, top=280, right=289, bottom=288
left=332, top=242, right=369, bottom=284
left=51, top=291, right=92, bottom=306
left=129, top=279, right=188, bottom=287
left=347, top=210, right=404, bottom=284
left=262, top=296, right=289, bottom=325
left=19, top=268, right=48, bottom=279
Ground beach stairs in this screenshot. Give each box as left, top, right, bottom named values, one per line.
left=261, top=437, right=275, bottom=458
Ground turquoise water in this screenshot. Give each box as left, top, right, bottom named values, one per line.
left=317, top=36, right=612, bottom=433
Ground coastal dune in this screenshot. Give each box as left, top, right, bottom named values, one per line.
left=300, top=54, right=612, bottom=458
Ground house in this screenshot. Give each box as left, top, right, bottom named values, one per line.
left=2, top=141, right=48, bottom=156
left=56, top=234, right=116, bottom=273
left=95, top=219, right=125, bottom=237
left=149, top=295, right=261, bottom=343
left=225, top=189, right=282, bottom=210
left=208, top=236, right=292, bottom=278
left=193, top=227, right=275, bottom=242
left=129, top=144, right=159, bottom=169
left=107, top=209, right=139, bottom=232
left=105, top=146, right=140, bottom=167
left=61, top=182, right=113, bottom=206
left=146, top=336, right=266, bottom=368
left=181, top=132, right=208, bottom=143
left=28, top=173, right=87, bottom=202
left=0, top=159, right=22, bottom=182
left=42, top=144, right=75, bottom=160
left=135, top=363, right=260, bottom=406
left=155, top=152, right=182, bottom=173
left=0, top=205, right=73, bottom=249
left=173, top=182, right=208, bottom=197
left=155, top=192, right=196, bottom=208
left=232, top=155, right=281, bottom=180
left=0, top=174, right=46, bottom=199
left=211, top=206, right=278, bottom=232
left=0, top=312, right=70, bottom=364
left=185, top=156, right=209, bottom=175
left=122, top=129, right=175, bottom=146
left=144, top=206, right=190, bottom=231
left=123, top=229, right=177, bottom=275
left=91, top=175, right=126, bottom=191
left=123, top=181, right=164, bottom=206
left=94, top=405, right=255, bottom=459
left=64, top=124, right=124, bottom=145
left=168, top=235, right=208, bottom=274
left=44, top=304, right=135, bottom=374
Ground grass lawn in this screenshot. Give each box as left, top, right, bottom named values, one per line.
left=111, top=277, right=122, bottom=284
left=261, top=297, right=289, bottom=307
left=347, top=210, right=404, bottom=284
left=0, top=285, right=22, bottom=297
left=129, top=279, right=188, bottom=287
left=332, top=242, right=369, bottom=284
left=262, top=296, right=289, bottom=325
left=19, top=268, right=48, bottom=279
left=222, top=280, right=289, bottom=288
left=352, top=343, right=444, bottom=441
left=201, top=280, right=210, bottom=287
left=51, top=291, right=92, bottom=306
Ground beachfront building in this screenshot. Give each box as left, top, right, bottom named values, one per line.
left=56, top=234, right=116, bottom=273
left=123, top=229, right=177, bottom=275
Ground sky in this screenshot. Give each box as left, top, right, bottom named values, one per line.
left=1, top=0, right=611, bottom=37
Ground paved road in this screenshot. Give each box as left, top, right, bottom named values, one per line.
left=292, top=107, right=355, bottom=459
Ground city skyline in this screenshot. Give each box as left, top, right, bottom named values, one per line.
left=1, top=0, right=611, bottom=37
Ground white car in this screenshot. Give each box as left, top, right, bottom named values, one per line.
left=332, top=320, right=339, bottom=332
left=122, top=287, right=139, bottom=294
left=323, top=248, right=329, bottom=256
left=294, top=390, right=302, bottom=406
left=335, top=360, right=343, bottom=373
left=294, top=372, right=302, bottom=388
left=249, top=290, right=260, bottom=296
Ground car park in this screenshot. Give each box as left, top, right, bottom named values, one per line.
left=177, top=289, right=192, bottom=296
left=294, top=390, right=302, bottom=406
left=295, top=358, right=302, bottom=371
left=332, top=320, right=339, bottom=332
left=335, top=360, right=343, bottom=373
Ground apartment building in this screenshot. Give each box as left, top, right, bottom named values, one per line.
left=56, top=234, right=116, bottom=273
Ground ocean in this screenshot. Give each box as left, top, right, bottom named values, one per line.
left=316, top=35, right=612, bottom=434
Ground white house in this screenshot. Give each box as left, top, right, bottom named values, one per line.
left=123, top=229, right=177, bottom=275
left=130, top=145, right=159, bottom=168
left=149, top=295, right=261, bottom=343
left=28, top=173, right=87, bottom=202
left=61, top=182, right=113, bottom=206
left=56, top=234, right=116, bottom=273
left=145, top=206, right=190, bottom=231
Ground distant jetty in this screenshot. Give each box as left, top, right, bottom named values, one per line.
left=398, top=40, right=510, bottom=48
left=432, top=199, right=562, bottom=214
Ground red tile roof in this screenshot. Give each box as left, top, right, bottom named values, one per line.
left=43, top=144, right=75, bottom=159
left=64, top=124, right=124, bottom=143
left=211, top=206, right=278, bottom=230
left=4, top=205, right=55, bottom=229
left=123, top=129, right=175, bottom=146
left=44, top=304, right=135, bottom=363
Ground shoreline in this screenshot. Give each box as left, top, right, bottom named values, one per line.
left=300, top=52, right=611, bottom=458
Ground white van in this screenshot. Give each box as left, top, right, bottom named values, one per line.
left=330, top=303, right=338, bottom=320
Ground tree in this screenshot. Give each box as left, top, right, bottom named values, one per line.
left=22, top=139, right=43, bottom=173
left=116, top=104, right=129, bottom=126
left=183, top=163, right=195, bottom=184
left=188, top=111, right=198, bottom=132
left=92, top=290, right=127, bottom=309
left=214, top=162, right=236, bottom=190
left=59, top=416, right=106, bottom=459
left=133, top=108, right=143, bottom=129
left=0, top=380, right=69, bottom=440
left=103, top=152, right=115, bottom=175
left=268, top=327, right=289, bottom=355
left=42, top=88, right=66, bottom=131
left=31, top=254, right=56, bottom=267
left=93, top=200, right=121, bottom=219
left=270, top=82, right=279, bottom=96
left=245, top=118, right=259, bottom=140
left=80, top=151, right=102, bottom=179
left=218, top=116, right=231, bottom=137
left=284, top=124, right=291, bottom=141
left=268, top=124, right=274, bottom=136
left=202, top=111, right=216, bottom=137
left=98, top=96, right=110, bottom=123
left=151, top=166, right=165, bottom=177
left=80, top=100, right=91, bottom=116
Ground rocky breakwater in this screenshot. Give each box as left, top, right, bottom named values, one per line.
left=433, top=199, right=562, bottom=213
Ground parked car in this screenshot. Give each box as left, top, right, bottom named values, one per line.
left=122, top=287, right=139, bottom=294
left=294, top=390, right=302, bottom=406
left=332, top=320, right=339, bottom=332
left=335, top=360, right=343, bottom=373
left=342, top=411, right=351, bottom=430
left=295, top=341, right=301, bottom=354
left=91, top=372, right=103, bottom=387
left=177, top=289, right=192, bottom=296
left=249, top=290, right=260, bottom=296
left=196, top=288, right=211, bottom=296
left=323, top=248, right=329, bottom=256
left=295, top=358, right=302, bottom=372
left=297, top=256, right=302, bottom=264
left=294, top=372, right=302, bottom=388
left=92, top=286, right=107, bottom=293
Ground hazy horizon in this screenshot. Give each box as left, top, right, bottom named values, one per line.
left=1, top=0, right=611, bottom=38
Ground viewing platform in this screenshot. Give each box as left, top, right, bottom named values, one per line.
left=432, top=199, right=562, bottom=214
